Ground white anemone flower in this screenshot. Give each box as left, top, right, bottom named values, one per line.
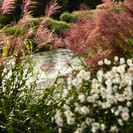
left=120, top=58, right=125, bottom=64
left=77, top=73, right=84, bottom=79
left=72, top=78, right=78, bottom=86
left=98, top=60, right=103, bottom=66
left=101, top=124, right=106, bottom=130
left=121, top=112, right=130, bottom=121
left=114, top=56, right=119, bottom=62
left=131, top=113, right=133, bottom=117
left=80, top=106, right=89, bottom=114
left=78, top=94, right=85, bottom=103
left=115, top=93, right=124, bottom=102
left=114, top=110, right=119, bottom=116
left=117, top=65, right=125, bottom=73
left=87, top=96, right=95, bottom=103
left=100, top=87, right=107, bottom=96
left=112, top=66, right=118, bottom=73
left=77, top=70, right=86, bottom=79
left=64, top=110, right=73, bottom=117
left=58, top=128, right=62, bottom=133
left=66, top=117, right=75, bottom=125
left=105, top=79, right=112, bottom=87
left=117, top=119, right=123, bottom=126
left=126, top=101, right=131, bottom=107
left=63, top=104, right=70, bottom=110
left=74, top=128, right=83, bottom=133
left=125, top=93, right=133, bottom=100
left=85, top=117, right=92, bottom=125
left=81, top=122, right=87, bottom=129
left=84, top=71, right=91, bottom=80
left=110, top=125, right=118, bottom=132
left=104, top=71, right=113, bottom=79
left=91, top=122, right=100, bottom=133
left=55, top=117, right=63, bottom=127
left=127, top=59, right=132, bottom=66
left=62, top=89, right=69, bottom=98
left=97, top=70, right=103, bottom=77
left=104, top=58, right=111, bottom=65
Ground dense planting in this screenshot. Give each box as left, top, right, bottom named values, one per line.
left=0, top=0, right=133, bottom=133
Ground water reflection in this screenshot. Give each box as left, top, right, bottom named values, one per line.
left=32, top=49, right=82, bottom=84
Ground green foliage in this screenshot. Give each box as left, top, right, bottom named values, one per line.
left=110, top=8, right=122, bottom=14
left=0, top=15, right=11, bottom=26
left=1, top=24, right=133, bottom=133
left=60, top=12, right=74, bottom=23
left=0, top=56, right=59, bottom=132
left=25, top=17, right=45, bottom=27
left=60, top=10, right=95, bottom=23
left=3, top=26, right=28, bottom=35
left=72, top=10, right=95, bottom=20
left=46, top=18, right=71, bottom=34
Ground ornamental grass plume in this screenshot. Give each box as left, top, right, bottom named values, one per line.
left=0, top=34, right=23, bottom=77
left=123, top=0, right=133, bottom=17
left=18, top=14, right=33, bottom=28
left=96, top=0, right=115, bottom=9
left=21, top=0, right=37, bottom=14
left=34, top=20, right=54, bottom=47
left=34, top=19, right=64, bottom=50
left=64, top=0, right=133, bottom=66
left=1, top=0, right=17, bottom=14
left=45, top=0, right=61, bottom=18
left=0, top=27, right=34, bottom=65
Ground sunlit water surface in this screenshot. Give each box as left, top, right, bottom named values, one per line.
left=28, top=49, right=83, bottom=86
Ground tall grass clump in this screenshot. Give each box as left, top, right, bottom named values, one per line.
left=64, top=0, right=133, bottom=65
left=0, top=25, right=64, bottom=132
left=0, top=54, right=64, bottom=132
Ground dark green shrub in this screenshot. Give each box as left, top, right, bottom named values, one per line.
left=0, top=15, right=11, bottom=26
left=60, top=10, right=95, bottom=24
left=110, top=8, right=122, bottom=14
left=46, top=18, right=71, bottom=34
left=25, top=17, right=45, bottom=27
left=60, top=12, right=74, bottom=23
left=3, top=26, right=28, bottom=35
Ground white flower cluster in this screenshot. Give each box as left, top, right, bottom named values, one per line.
left=53, top=57, right=133, bottom=133
left=69, top=70, right=91, bottom=89
left=54, top=110, right=63, bottom=127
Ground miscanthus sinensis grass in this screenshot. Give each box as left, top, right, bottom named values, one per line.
left=52, top=56, right=133, bottom=133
